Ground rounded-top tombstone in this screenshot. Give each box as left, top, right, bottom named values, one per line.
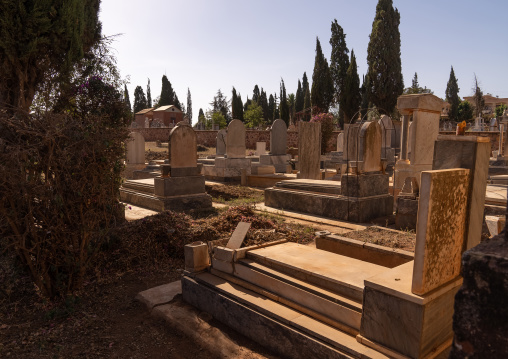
left=216, top=129, right=227, bottom=156
left=126, top=132, right=145, bottom=164
left=168, top=122, right=197, bottom=169
left=337, top=132, right=344, bottom=152
left=226, top=119, right=246, bottom=158
left=270, top=119, right=287, bottom=155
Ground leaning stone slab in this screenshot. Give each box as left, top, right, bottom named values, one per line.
left=412, top=168, right=470, bottom=295
left=226, top=222, right=251, bottom=249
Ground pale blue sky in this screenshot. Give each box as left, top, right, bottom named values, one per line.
left=100, top=0, right=508, bottom=123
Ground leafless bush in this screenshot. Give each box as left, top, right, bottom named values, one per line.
left=0, top=108, right=129, bottom=297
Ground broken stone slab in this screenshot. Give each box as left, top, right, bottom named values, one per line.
left=226, top=222, right=251, bottom=249
left=135, top=280, right=182, bottom=310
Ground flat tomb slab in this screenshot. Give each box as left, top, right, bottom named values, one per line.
left=274, top=179, right=342, bottom=194
left=247, top=242, right=388, bottom=301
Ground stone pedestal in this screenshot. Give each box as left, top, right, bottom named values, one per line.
left=202, top=157, right=252, bottom=182
left=259, top=154, right=291, bottom=172
left=395, top=197, right=419, bottom=230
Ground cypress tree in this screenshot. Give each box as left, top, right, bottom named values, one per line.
left=473, top=74, right=485, bottom=118
left=311, top=38, right=334, bottom=113
left=244, top=96, right=252, bottom=112
left=159, top=75, right=174, bottom=107
left=303, top=88, right=311, bottom=121
left=302, top=72, right=310, bottom=105
left=0, top=0, right=102, bottom=111
left=147, top=79, right=152, bottom=107
left=124, top=85, right=132, bottom=113
left=360, top=75, right=371, bottom=121
left=259, top=89, right=269, bottom=123
left=253, top=85, right=260, bottom=103
left=187, top=88, right=192, bottom=122
left=367, top=0, right=403, bottom=114
left=268, top=94, right=275, bottom=123
left=133, top=86, right=147, bottom=113
left=279, top=79, right=290, bottom=126
left=329, top=19, right=350, bottom=123
left=273, top=93, right=280, bottom=120
left=232, top=87, right=238, bottom=118
left=236, top=93, right=244, bottom=121
left=342, top=50, right=361, bottom=124
left=295, top=79, right=304, bottom=113
left=445, top=66, right=460, bottom=122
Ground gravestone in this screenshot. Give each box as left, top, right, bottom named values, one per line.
left=168, top=122, right=197, bottom=172
left=226, top=120, right=246, bottom=158
left=270, top=119, right=287, bottom=155
left=412, top=168, right=470, bottom=295
left=255, top=142, right=267, bottom=156
left=378, top=115, right=393, bottom=149
left=126, top=132, right=145, bottom=164
left=297, top=121, right=321, bottom=180
left=345, top=121, right=381, bottom=174
left=336, top=133, right=344, bottom=152
left=216, top=129, right=227, bottom=156
left=259, top=119, right=291, bottom=172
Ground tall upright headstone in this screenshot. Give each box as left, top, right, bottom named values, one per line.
left=270, top=119, right=287, bottom=155
left=259, top=119, right=291, bottom=172
left=226, top=119, right=246, bottom=158
left=126, top=132, right=145, bottom=164
left=336, top=133, right=344, bottom=152
left=216, top=129, right=227, bottom=156
left=168, top=122, right=198, bottom=176
left=297, top=121, right=321, bottom=180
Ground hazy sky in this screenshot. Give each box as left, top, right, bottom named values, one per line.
left=100, top=0, right=508, bottom=123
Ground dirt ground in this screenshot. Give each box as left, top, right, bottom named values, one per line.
left=340, top=226, right=416, bottom=252
left=0, top=183, right=421, bottom=358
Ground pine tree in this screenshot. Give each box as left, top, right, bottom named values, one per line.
left=311, top=38, right=334, bottom=113
left=341, top=50, right=361, bottom=124
left=124, top=85, right=132, bottom=113
left=210, top=89, right=231, bottom=123
left=159, top=75, right=175, bottom=107
left=147, top=79, right=152, bottom=108
left=445, top=66, right=460, bottom=122
left=133, top=86, right=147, bottom=113
left=279, top=79, right=290, bottom=126
left=329, top=19, right=350, bottom=123
left=268, top=94, right=275, bottom=123
left=367, top=0, right=403, bottom=114
left=0, top=0, right=101, bottom=111
left=187, top=88, right=192, bottom=122
left=295, top=79, right=304, bottom=113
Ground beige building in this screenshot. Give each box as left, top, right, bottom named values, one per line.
left=463, top=94, right=508, bottom=116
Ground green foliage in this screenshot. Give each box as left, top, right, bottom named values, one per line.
left=329, top=19, right=350, bottom=125
left=311, top=38, right=334, bottom=113
left=457, top=100, right=474, bottom=122
left=207, top=111, right=227, bottom=129
left=124, top=85, right=132, bottom=115
left=198, top=108, right=206, bottom=124
left=367, top=0, right=403, bottom=114
left=259, top=89, right=269, bottom=124
left=253, top=85, right=260, bottom=103
left=133, top=86, right=147, bottom=113
left=210, top=89, right=231, bottom=123
left=0, top=0, right=102, bottom=111
left=310, top=113, right=335, bottom=154
left=187, top=88, right=192, bottom=122
left=360, top=74, right=370, bottom=121
left=472, top=74, right=485, bottom=118
left=244, top=101, right=264, bottom=128
left=303, top=87, right=311, bottom=121
left=268, top=94, right=275, bottom=123
left=403, top=73, right=433, bottom=95
left=232, top=87, right=243, bottom=121
left=287, top=93, right=296, bottom=124
left=279, top=79, right=290, bottom=126
left=496, top=104, right=507, bottom=118
left=146, top=78, right=152, bottom=108
left=158, top=75, right=179, bottom=108
left=341, top=50, right=361, bottom=124
left=295, top=79, right=304, bottom=113
left=445, top=67, right=460, bottom=121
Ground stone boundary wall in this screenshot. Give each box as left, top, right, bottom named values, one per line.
left=131, top=128, right=502, bottom=154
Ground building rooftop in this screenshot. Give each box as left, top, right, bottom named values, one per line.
left=153, top=105, right=182, bottom=112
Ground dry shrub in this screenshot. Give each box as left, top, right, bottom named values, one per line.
left=0, top=77, right=129, bottom=298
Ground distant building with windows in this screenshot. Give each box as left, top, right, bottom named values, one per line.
left=462, top=94, right=508, bottom=116
left=152, top=105, right=184, bottom=128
